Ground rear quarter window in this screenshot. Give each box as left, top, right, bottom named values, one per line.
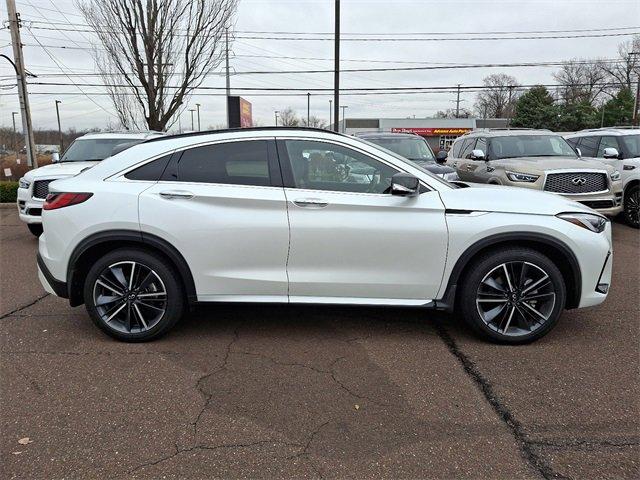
left=124, top=154, right=172, bottom=181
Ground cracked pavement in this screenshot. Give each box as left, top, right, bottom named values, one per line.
left=1, top=208, right=638, bottom=479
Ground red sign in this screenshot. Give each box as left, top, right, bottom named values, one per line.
left=391, top=127, right=472, bottom=136
left=239, top=97, right=253, bottom=128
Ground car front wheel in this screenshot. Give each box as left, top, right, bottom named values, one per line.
left=459, top=248, right=566, bottom=344
left=84, top=248, right=185, bottom=342
left=624, top=184, right=639, bottom=229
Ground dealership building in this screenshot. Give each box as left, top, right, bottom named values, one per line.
left=338, top=117, right=508, bottom=152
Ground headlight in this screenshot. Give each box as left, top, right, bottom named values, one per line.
left=18, top=178, right=30, bottom=189
left=610, top=170, right=621, bottom=181
left=557, top=213, right=608, bottom=233
left=506, top=171, right=539, bottom=183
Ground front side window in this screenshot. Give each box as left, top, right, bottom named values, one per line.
left=597, top=136, right=620, bottom=157
left=174, top=140, right=270, bottom=186
left=488, top=135, right=576, bottom=159
left=61, top=138, right=142, bottom=162
left=284, top=140, right=398, bottom=194
left=475, top=138, right=487, bottom=156
left=460, top=138, right=477, bottom=158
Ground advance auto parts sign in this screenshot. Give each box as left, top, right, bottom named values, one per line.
left=391, top=127, right=472, bottom=135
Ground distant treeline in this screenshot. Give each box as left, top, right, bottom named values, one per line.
left=0, top=127, right=101, bottom=152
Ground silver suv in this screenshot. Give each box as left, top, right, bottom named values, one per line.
left=564, top=127, right=639, bottom=228
left=445, top=129, right=623, bottom=216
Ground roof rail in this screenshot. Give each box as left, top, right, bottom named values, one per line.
left=574, top=126, right=640, bottom=133
left=144, top=126, right=343, bottom=143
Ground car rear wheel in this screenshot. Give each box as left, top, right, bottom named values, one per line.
left=84, top=248, right=184, bottom=342
left=624, top=184, right=639, bottom=229
left=459, top=248, right=566, bottom=344
left=28, top=224, right=43, bottom=237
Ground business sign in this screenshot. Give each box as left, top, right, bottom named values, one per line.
left=391, top=127, right=472, bottom=136
left=228, top=96, right=253, bottom=128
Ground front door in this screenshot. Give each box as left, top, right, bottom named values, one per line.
left=278, top=138, right=448, bottom=304
left=138, top=139, right=290, bottom=302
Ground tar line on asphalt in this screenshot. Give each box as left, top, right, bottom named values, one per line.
left=434, top=322, right=566, bottom=480
left=0, top=293, right=49, bottom=320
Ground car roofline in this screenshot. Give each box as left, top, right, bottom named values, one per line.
left=143, top=126, right=348, bottom=144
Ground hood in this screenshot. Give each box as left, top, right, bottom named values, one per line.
left=23, top=161, right=99, bottom=181
left=495, top=156, right=614, bottom=174
left=413, top=161, right=455, bottom=174
left=439, top=184, right=596, bottom=216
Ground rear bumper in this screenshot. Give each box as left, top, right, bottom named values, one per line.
left=37, top=253, right=68, bottom=298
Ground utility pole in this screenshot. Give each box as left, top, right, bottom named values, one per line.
left=189, top=109, right=195, bottom=131
left=6, top=0, right=37, bottom=168
left=333, top=0, right=340, bottom=132
left=55, top=100, right=63, bottom=153
left=631, top=52, right=639, bottom=126
left=12, top=111, right=18, bottom=161
left=195, top=103, right=201, bottom=131
left=274, top=110, right=279, bottom=126
left=341, top=105, right=348, bottom=133
left=455, top=84, right=461, bottom=118
left=329, top=99, right=332, bottom=130
left=225, top=27, right=231, bottom=128
left=307, top=92, right=310, bottom=126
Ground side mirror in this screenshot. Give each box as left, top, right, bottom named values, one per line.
left=575, top=147, right=582, bottom=157
left=602, top=147, right=620, bottom=159
left=436, top=151, right=448, bottom=164
left=470, top=149, right=486, bottom=161
left=51, top=152, right=60, bottom=163
left=391, top=172, right=420, bottom=197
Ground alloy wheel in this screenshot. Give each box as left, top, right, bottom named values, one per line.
left=92, top=261, right=167, bottom=334
left=626, top=188, right=639, bottom=227
left=476, top=261, right=556, bottom=337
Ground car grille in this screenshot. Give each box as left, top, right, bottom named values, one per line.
left=32, top=180, right=54, bottom=199
left=544, top=172, right=607, bottom=194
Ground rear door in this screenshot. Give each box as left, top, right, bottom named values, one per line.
left=138, top=138, right=290, bottom=302
left=277, top=138, right=448, bottom=304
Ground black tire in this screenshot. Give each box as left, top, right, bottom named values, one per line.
left=624, top=184, right=639, bottom=229
left=83, top=248, right=185, bottom=342
left=459, top=247, right=566, bottom=344
left=28, top=224, right=43, bottom=237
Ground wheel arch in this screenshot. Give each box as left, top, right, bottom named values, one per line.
left=439, top=232, right=582, bottom=311
left=67, top=230, right=197, bottom=307
left=624, top=178, right=639, bottom=195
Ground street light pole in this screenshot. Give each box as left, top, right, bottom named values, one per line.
left=189, top=109, right=195, bottom=130
left=12, top=111, right=18, bottom=161
left=329, top=99, right=332, bottom=129
left=341, top=105, right=348, bottom=133
left=307, top=92, right=311, bottom=126
left=55, top=100, right=64, bottom=153
left=630, top=52, right=639, bottom=126
left=195, top=103, right=201, bottom=131
left=274, top=110, right=279, bottom=126
left=333, top=0, right=340, bottom=132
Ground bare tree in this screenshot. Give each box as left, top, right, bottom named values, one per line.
left=434, top=108, right=472, bottom=119
left=474, top=74, right=520, bottom=118
left=77, top=0, right=237, bottom=131
left=601, top=35, right=640, bottom=93
left=553, top=59, right=609, bottom=105
left=278, top=107, right=300, bottom=127
left=301, top=115, right=327, bottom=128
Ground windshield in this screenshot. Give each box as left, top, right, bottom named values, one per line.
left=488, top=135, right=576, bottom=160
left=366, top=136, right=436, bottom=162
left=61, top=138, right=141, bottom=162
left=621, top=134, right=640, bottom=158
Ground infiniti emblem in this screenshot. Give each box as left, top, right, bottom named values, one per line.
left=571, top=177, right=587, bottom=186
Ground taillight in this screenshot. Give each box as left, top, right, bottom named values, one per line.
left=43, top=193, right=93, bottom=210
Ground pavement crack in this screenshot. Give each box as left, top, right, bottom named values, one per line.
left=287, top=420, right=331, bottom=460
left=435, top=323, right=566, bottom=480
left=0, top=293, right=49, bottom=320
left=530, top=438, right=640, bottom=449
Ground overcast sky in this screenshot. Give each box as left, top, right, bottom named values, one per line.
left=1, top=0, right=638, bottom=131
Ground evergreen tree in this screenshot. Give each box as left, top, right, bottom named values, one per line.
left=597, top=88, right=635, bottom=127
left=511, top=86, right=559, bottom=129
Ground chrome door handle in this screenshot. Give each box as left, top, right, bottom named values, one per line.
left=159, top=190, right=194, bottom=200
left=293, top=198, right=328, bottom=208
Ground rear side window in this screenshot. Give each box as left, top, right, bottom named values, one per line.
left=172, top=140, right=270, bottom=186
left=577, top=136, right=599, bottom=157
left=125, top=154, right=172, bottom=181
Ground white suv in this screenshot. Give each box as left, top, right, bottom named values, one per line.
left=37, top=128, right=613, bottom=344
left=17, top=131, right=164, bottom=236
left=564, top=128, right=640, bottom=228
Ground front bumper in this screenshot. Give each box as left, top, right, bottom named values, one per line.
left=17, top=187, right=45, bottom=224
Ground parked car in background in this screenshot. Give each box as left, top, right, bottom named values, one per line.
left=354, top=132, right=458, bottom=181
left=444, top=129, right=623, bottom=217
left=38, top=127, right=612, bottom=344
left=17, top=131, right=164, bottom=236
left=564, top=128, right=639, bottom=228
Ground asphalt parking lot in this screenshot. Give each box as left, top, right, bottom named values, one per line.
left=1, top=207, right=638, bottom=479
